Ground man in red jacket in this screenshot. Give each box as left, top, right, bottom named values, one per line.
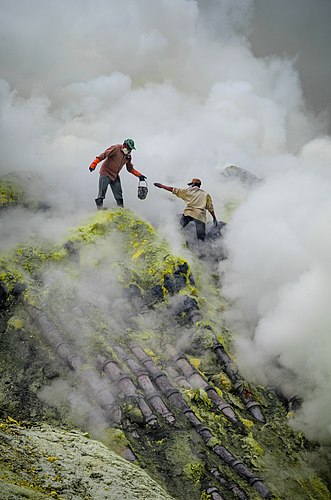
left=89, top=138, right=147, bottom=208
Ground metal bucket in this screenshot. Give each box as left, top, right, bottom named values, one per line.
left=138, top=180, right=148, bottom=200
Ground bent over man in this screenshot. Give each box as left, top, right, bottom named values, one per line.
left=88, top=138, right=147, bottom=208
left=154, top=178, right=217, bottom=241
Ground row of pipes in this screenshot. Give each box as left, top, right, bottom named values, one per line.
left=128, top=344, right=271, bottom=499
left=128, top=285, right=267, bottom=424
left=24, top=296, right=271, bottom=498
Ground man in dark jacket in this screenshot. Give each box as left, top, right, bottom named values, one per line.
left=89, top=138, right=147, bottom=208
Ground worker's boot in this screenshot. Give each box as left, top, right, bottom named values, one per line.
left=95, top=197, right=103, bottom=209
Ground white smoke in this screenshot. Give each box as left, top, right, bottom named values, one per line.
left=221, top=141, right=331, bottom=443
left=0, top=0, right=330, bottom=442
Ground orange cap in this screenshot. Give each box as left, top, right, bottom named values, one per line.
left=188, top=178, right=201, bottom=186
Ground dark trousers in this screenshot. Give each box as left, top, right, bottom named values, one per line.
left=97, top=174, right=124, bottom=207
left=180, top=214, right=206, bottom=241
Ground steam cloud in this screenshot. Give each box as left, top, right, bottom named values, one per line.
left=1, top=0, right=330, bottom=443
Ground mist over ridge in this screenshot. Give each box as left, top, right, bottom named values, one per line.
left=1, top=0, right=331, bottom=444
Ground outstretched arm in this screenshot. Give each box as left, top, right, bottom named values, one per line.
left=154, top=183, right=173, bottom=192
left=126, top=163, right=147, bottom=181
left=127, top=167, right=147, bottom=181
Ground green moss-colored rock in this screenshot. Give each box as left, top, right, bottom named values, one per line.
left=0, top=175, right=25, bottom=208
left=0, top=422, right=175, bottom=499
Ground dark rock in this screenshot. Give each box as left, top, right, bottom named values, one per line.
left=221, top=165, right=262, bottom=186
left=42, top=364, right=60, bottom=380
left=163, top=274, right=175, bottom=295
left=206, top=221, right=226, bottom=241
left=164, top=269, right=187, bottom=296
left=144, top=285, right=164, bottom=307
left=12, top=282, right=27, bottom=297
left=63, top=240, right=79, bottom=255
left=0, top=281, right=8, bottom=308
left=170, top=295, right=202, bottom=325
left=174, top=262, right=189, bottom=275
left=125, top=284, right=145, bottom=309
left=287, top=395, right=302, bottom=412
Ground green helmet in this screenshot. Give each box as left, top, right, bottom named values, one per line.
left=124, top=138, right=136, bottom=150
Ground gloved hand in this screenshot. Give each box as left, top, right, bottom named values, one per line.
left=154, top=183, right=162, bottom=188
left=89, top=158, right=100, bottom=172
left=139, top=175, right=147, bottom=181
left=213, top=219, right=218, bottom=227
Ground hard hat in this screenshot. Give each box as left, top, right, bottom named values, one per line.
left=188, top=178, right=201, bottom=186
left=124, top=138, right=136, bottom=150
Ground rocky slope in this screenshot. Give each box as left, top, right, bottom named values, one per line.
left=0, top=175, right=330, bottom=499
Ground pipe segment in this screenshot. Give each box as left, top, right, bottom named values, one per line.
left=112, top=345, right=175, bottom=424
left=97, top=354, right=158, bottom=426
left=210, top=467, right=248, bottom=500
left=213, top=341, right=265, bottom=423
left=25, top=305, right=121, bottom=425
left=174, top=355, right=246, bottom=432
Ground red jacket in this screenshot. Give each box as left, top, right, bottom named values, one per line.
left=97, top=144, right=141, bottom=180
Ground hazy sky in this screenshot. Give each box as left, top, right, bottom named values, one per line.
left=250, top=0, right=331, bottom=131
left=0, top=0, right=330, bottom=444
